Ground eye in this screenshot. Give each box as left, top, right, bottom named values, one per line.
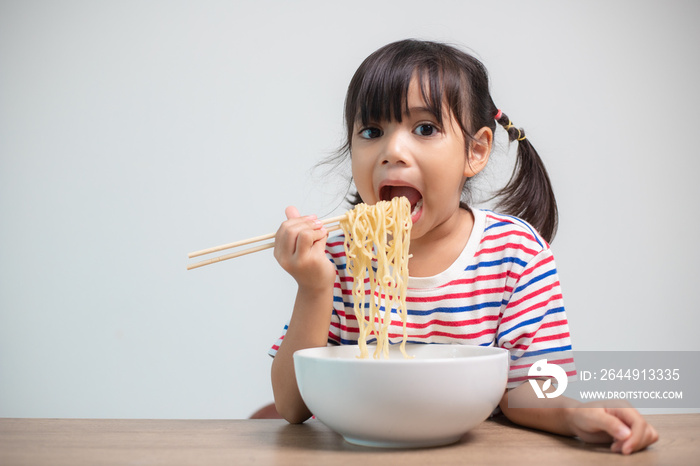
left=414, top=124, right=439, bottom=136
left=359, top=127, right=382, bottom=139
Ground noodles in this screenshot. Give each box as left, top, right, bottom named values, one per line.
left=340, top=196, right=412, bottom=359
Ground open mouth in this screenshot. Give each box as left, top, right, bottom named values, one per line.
left=379, top=185, right=424, bottom=222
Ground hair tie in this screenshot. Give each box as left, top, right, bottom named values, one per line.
left=502, top=117, right=526, bottom=141
left=494, top=109, right=502, bottom=120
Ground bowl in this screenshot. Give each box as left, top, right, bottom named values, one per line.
left=293, top=344, right=509, bottom=448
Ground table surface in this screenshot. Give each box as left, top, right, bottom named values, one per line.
left=1, top=414, right=698, bottom=465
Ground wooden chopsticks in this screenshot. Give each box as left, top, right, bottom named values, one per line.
left=186, top=214, right=346, bottom=270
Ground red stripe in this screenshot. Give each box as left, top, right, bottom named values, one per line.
left=341, top=288, right=372, bottom=296
left=509, top=357, right=574, bottom=371
left=483, top=214, right=548, bottom=249
left=519, top=255, right=555, bottom=279
left=533, top=332, right=570, bottom=344
left=342, top=286, right=512, bottom=302
left=500, top=293, right=563, bottom=329
left=404, top=314, right=499, bottom=329
left=476, top=242, right=539, bottom=257
left=430, top=270, right=521, bottom=289
left=506, top=320, right=570, bottom=346
left=345, top=272, right=517, bottom=295
left=482, top=229, right=537, bottom=245
left=334, top=309, right=358, bottom=321
left=503, top=282, right=562, bottom=320
left=509, top=331, right=571, bottom=351
left=335, top=314, right=500, bottom=335
left=389, top=327, right=497, bottom=340
left=338, top=324, right=359, bottom=334
left=485, top=213, right=512, bottom=225
left=408, top=287, right=510, bottom=303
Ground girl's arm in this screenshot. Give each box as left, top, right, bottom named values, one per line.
left=270, top=206, right=336, bottom=424
left=499, top=381, right=659, bottom=454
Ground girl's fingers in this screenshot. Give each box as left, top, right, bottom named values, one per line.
left=607, top=408, right=658, bottom=454
left=587, top=411, right=631, bottom=444
left=573, top=403, right=658, bottom=454
left=295, top=222, right=326, bottom=253
left=285, top=205, right=301, bottom=220
left=287, top=217, right=324, bottom=255
left=569, top=405, right=628, bottom=445
left=274, top=207, right=326, bottom=266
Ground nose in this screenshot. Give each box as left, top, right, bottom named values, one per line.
left=380, top=130, right=410, bottom=166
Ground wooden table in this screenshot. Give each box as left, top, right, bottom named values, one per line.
left=1, top=414, right=697, bottom=465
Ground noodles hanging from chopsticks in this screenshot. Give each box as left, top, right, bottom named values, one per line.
left=340, top=197, right=412, bottom=359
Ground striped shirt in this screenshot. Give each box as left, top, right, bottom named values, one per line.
left=270, top=209, right=576, bottom=388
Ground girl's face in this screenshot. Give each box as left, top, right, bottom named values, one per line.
left=350, top=77, right=491, bottom=244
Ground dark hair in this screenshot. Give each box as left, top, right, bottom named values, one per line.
left=335, top=39, right=558, bottom=242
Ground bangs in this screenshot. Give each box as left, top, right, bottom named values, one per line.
left=345, top=42, right=469, bottom=134
left=353, top=62, right=446, bottom=127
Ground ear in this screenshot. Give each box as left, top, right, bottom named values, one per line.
left=464, top=126, right=493, bottom=178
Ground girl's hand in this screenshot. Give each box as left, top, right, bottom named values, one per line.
left=565, top=400, right=659, bottom=454
left=274, top=206, right=336, bottom=290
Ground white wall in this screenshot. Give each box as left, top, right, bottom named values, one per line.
left=1, top=0, right=698, bottom=419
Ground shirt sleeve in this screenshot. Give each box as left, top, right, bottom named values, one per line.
left=495, top=248, right=577, bottom=389
left=268, top=322, right=288, bottom=358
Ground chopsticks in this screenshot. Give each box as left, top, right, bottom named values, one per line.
left=186, top=214, right=346, bottom=270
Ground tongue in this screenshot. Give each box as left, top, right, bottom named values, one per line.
left=388, top=186, right=422, bottom=206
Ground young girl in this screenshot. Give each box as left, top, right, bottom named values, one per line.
left=269, top=39, right=658, bottom=454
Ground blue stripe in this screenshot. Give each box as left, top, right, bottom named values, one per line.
left=408, top=301, right=502, bottom=316
left=337, top=300, right=503, bottom=315
left=484, top=220, right=510, bottom=232
left=465, top=256, right=528, bottom=271
left=337, top=299, right=371, bottom=309
left=333, top=263, right=375, bottom=272
left=511, top=345, right=573, bottom=361
left=513, top=268, right=557, bottom=295
left=498, top=213, right=544, bottom=248
left=496, top=306, right=566, bottom=344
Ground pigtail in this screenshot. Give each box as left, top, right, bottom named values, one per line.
left=493, top=112, right=558, bottom=243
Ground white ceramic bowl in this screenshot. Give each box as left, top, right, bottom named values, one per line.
left=293, top=344, right=509, bottom=448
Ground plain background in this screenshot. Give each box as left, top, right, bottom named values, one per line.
left=1, top=0, right=699, bottom=419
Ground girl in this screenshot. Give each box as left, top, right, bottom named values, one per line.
left=269, top=39, right=657, bottom=454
